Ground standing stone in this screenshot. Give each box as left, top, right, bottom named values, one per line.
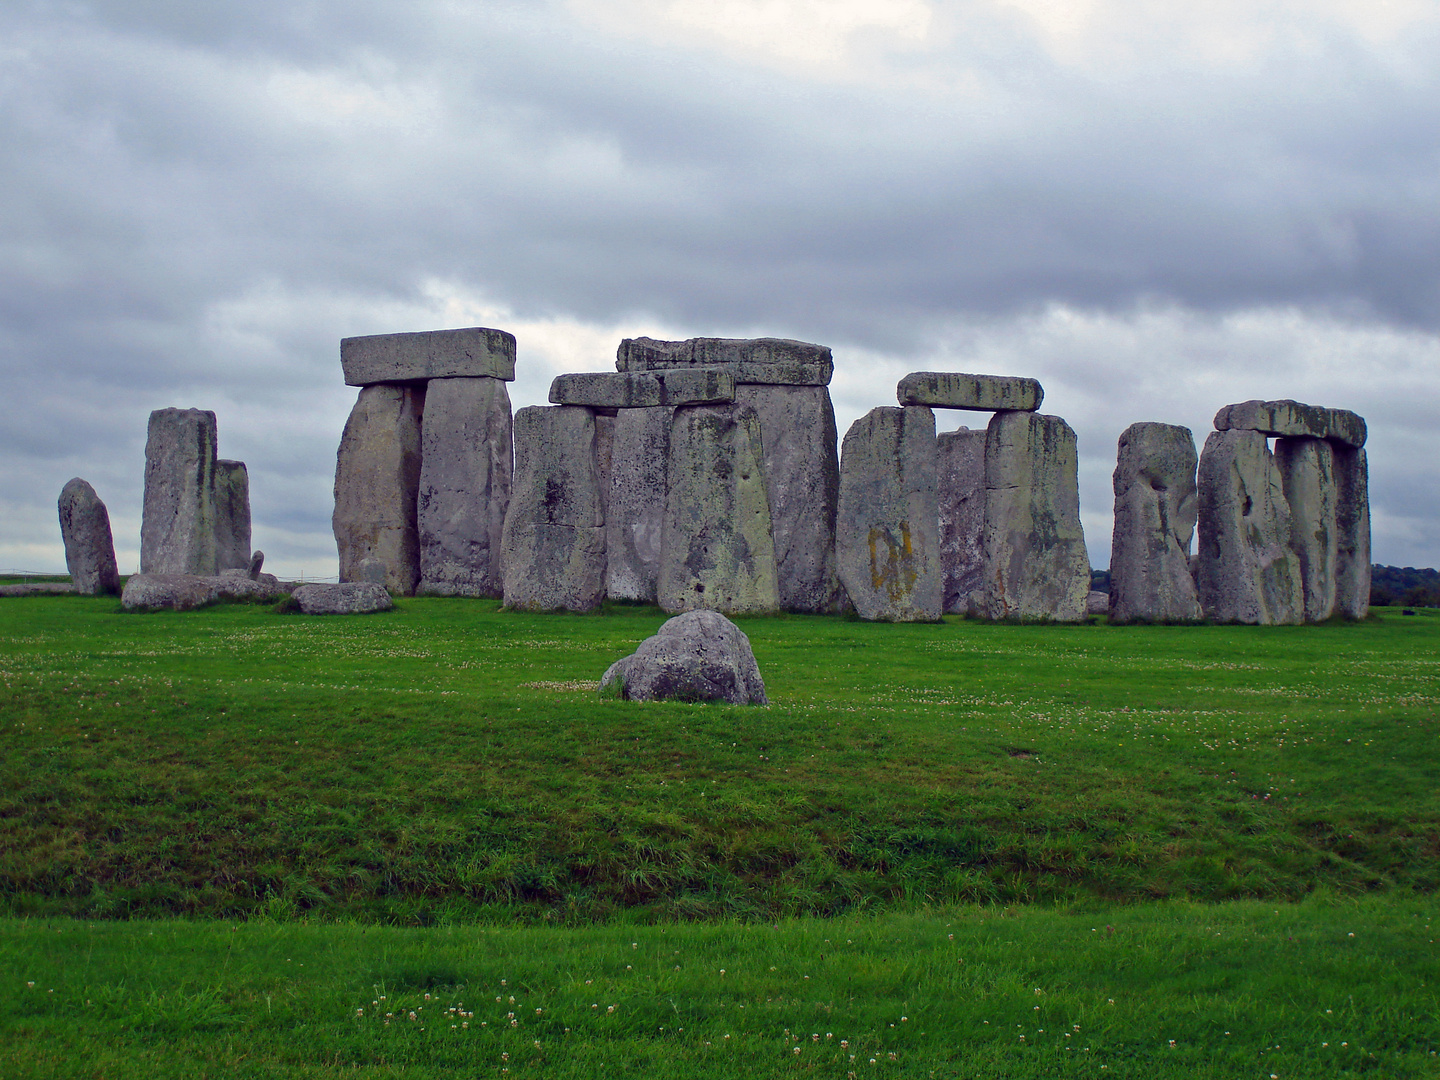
left=1333, top=445, right=1371, bottom=619
left=1195, top=429, right=1303, bottom=624
left=141, top=408, right=219, bottom=576
left=1276, top=436, right=1338, bottom=622
left=936, top=426, right=987, bottom=615
left=501, top=406, right=606, bottom=611
left=980, top=411, right=1090, bottom=622
left=658, top=403, right=779, bottom=615
left=57, top=478, right=120, bottom=595
left=416, top=377, right=513, bottom=597
left=736, top=384, right=842, bottom=612
left=1108, top=423, right=1202, bottom=623
left=594, top=413, right=615, bottom=521
left=333, top=384, right=425, bottom=596
left=214, top=460, right=252, bottom=572
left=606, top=406, right=673, bottom=603
left=836, top=406, right=942, bottom=621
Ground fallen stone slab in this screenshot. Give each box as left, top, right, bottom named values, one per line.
left=141, top=408, right=220, bottom=576
left=1213, top=399, right=1367, bottom=448
left=549, top=369, right=735, bottom=409
left=211, top=569, right=284, bottom=601
left=599, top=610, right=767, bottom=705
left=291, top=582, right=393, bottom=614
left=121, top=574, right=218, bottom=611
left=616, top=336, right=833, bottom=385
left=937, top=426, right=986, bottom=615
left=1108, top=422, right=1202, bottom=623
left=897, top=372, right=1043, bottom=412
left=341, top=327, right=516, bottom=386
left=0, top=582, right=77, bottom=597
left=58, top=478, right=121, bottom=595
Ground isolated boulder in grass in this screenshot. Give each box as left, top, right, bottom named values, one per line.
left=599, top=610, right=767, bottom=705
left=291, top=582, right=393, bottom=615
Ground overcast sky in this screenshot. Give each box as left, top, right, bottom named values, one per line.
left=4, top=0, right=1438, bottom=579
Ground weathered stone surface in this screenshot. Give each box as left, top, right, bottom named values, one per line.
left=333, top=384, right=425, bottom=595
left=356, top=556, right=388, bottom=584
left=341, top=327, right=516, bottom=386
left=141, top=408, right=219, bottom=575
left=57, top=478, right=120, bottom=595
left=736, top=384, right=842, bottom=613
left=1195, top=429, right=1303, bottom=624
left=550, top=369, right=736, bottom=408
left=1214, top=399, right=1366, bottom=448
left=599, top=610, right=767, bottom=705
left=501, top=406, right=606, bottom=611
left=214, top=460, right=251, bottom=571
left=897, top=372, right=1043, bottom=413
left=617, top=337, right=833, bottom=385
left=1108, top=422, right=1202, bottom=623
left=836, top=406, right=942, bottom=621
left=291, top=582, right=393, bottom=614
left=1333, top=445, right=1371, bottom=619
left=605, top=407, right=672, bottom=602
left=0, top=582, right=76, bottom=597
left=980, top=411, right=1090, bottom=622
left=416, top=376, right=513, bottom=597
left=212, top=569, right=284, bottom=601
left=936, top=427, right=986, bottom=614
left=658, top=404, right=780, bottom=615
left=248, top=550, right=265, bottom=578
left=1276, top=436, right=1338, bottom=622
left=121, top=574, right=217, bottom=611
left=1087, top=590, right=1110, bottom=616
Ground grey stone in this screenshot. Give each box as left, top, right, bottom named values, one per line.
left=501, top=406, right=607, bottom=611
left=341, top=327, right=516, bottom=386
left=1213, top=399, right=1367, bottom=448
left=214, top=460, right=251, bottom=571
left=549, top=368, right=736, bottom=408
left=356, top=557, right=388, bottom=585
left=121, top=574, right=217, bottom=611
left=1195, top=429, right=1303, bottom=624
left=897, top=372, right=1044, bottom=412
left=1108, top=422, right=1202, bottom=623
left=836, top=406, right=942, bottom=621
left=248, top=550, right=265, bottom=579
left=1087, top=590, right=1110, bottom=616
left=141, top=408, right=219, bottom=576
left=417, top=376, right=513, bottom=597
left=980, top=411, right=1090, bottom=622
left=737, top=384, right=842, bottom=613
left=617, top=336, right=833, bottom=385
left=658, top=403, right=780, bottom=615
left=605, top=406, right=673, bottom=602
left=599, top=610, right=767, bottom=705
left=212, top=569, right=284, bottom=601
left=291, top=582, right=394, bottom=614
left=936, top=426, right=986, bottom=614
left=1276, top=436, right=1338, bottom=622
left=57, top=478, right=120, bottom=595
left=1333, top=445, right=1371, bottom=619
left=333, top=384, right=425, bottom=595
left=0, top=582, right=76, bottom=597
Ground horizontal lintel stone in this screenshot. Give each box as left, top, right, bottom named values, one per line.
left=1213, top=399, right=1366, bottom=448
left=897, top=371, right=1043, bottom=412
left=616, top=336, right=833, bottom=385
left=341, top=327, right=516, bottom=386
left=549, top=368, right=736, bottom=408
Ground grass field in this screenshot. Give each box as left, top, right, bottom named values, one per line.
left=1, top=591, right=1437, bottom=1074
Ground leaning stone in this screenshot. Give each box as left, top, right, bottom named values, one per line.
left=1108, top=422, right=1202, bottom=623
left=616, top=336, right=833, bottom=385
left=980, top=411, right=1090, bottom=622
left=341, top=327, right=516, bottom=386
left=1276, top=436, right=1338, bottom=622
left=214, top=460, right=251, bottom=571
left=248, top=550, right=265, bottom=579
left=1333, top=446, right=1371, bottom=619
left=836, top=406, right=942, bottom=621
left=549, top=369, right=735, bottom=408
left=417, top=377, right=513, bottom=597
left=1213, top=399, right=1367, bottom=448
left=121, top=574, right=217, bottom=611
left=599, top=610, right=767, bottom=705
left=141, top=408, right=219, bottom=575
left=57, top=478, right=120, bottom=595
left=897, top=372, right=1043, bottom=412
left=1195, top=429, right=1303, bottom=624
left=333, top=383, right=425, bottom=596
left=936, top=427, right=986, bottom=614
left=737, top=384, right=842, bottom=612
left=501, top=406, right=607, bottom=611
left=605, top=407, right=673, bottom=602
left=658, top=403, right=780, bottom=615
left=291, top=582, right=393, bottom=615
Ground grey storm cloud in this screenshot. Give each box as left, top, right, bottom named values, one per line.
left=2, top=0, right=1438, bottom=576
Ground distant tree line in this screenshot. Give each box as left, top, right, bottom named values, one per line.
left=1090, top=565, right=1438, bottom=608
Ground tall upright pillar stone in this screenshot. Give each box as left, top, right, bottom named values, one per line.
left=1276, top=436, right=1338, bottom=622
left=58, top=478, right=120, bottom=595
left=1108, top=422, right=1202, bottom=623
left=141, top=408, right=219, bottom=575
left=214, top=460, right=252, bottom=572
left=604, top=406, right=673, bottom=603
left=1334, top=445, right=1371, bottom=619
left=936, top=426, right=986, bottom=615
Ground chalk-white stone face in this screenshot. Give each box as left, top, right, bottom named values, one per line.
left=141, top=407, right=220, bottom=576
left=58, top=477, right=120, bottom=595
left=1108, top=421, right=1202, bottom=624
